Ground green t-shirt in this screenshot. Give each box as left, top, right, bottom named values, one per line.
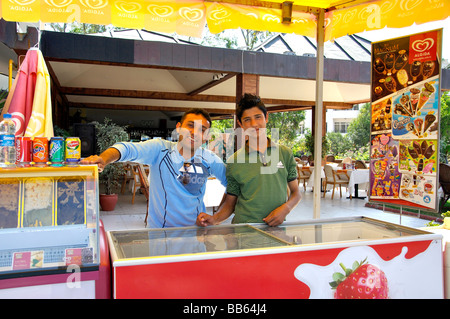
left=226, top=141, right=298, bottom=224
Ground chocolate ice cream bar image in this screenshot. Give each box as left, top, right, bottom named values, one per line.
left=421, top=140, right=428, bottom=155
left=424, top=143, right=435, bottom=159
left=418, top=158, right=424, bottom=172
left=408, top=146, right=419, bottom=159
left=413, top=140, right=421, bottom=156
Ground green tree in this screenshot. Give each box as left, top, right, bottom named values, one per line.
left=201, top=29, right=238, bottom=49
left=346, top=103, right=371, bottom=149
left=440, top=91, right=450, bottom=162
left=267, top=110, right=305, bottom=149
left=326, top=132, right=352, bottom=156
left=47, top=23, right=111, bottom=34
left=240, top=30, right=274, bottom=50
left=211, top=118, right=234, bottom=134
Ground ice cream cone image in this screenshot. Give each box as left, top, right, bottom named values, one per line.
left=409, top=88, right=420, bottom=115
left=423, top=112, right=436, bottom=133
left=414, top=118, right=424, bottom=136
left=416, top=82, right=435, bottom=113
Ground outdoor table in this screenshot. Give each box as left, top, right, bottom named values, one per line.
left=306, top=163, right=339, bottom=189
left=347, top=169, right=370, bottom=200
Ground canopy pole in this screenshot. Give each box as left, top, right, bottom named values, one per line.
left=313, top=8, right=325, bottom=219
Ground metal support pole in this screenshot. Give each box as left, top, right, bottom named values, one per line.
left=313, top=8, right=325, bottom=219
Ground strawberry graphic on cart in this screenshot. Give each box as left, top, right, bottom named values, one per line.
left=329, top=257, right=389, bottom=299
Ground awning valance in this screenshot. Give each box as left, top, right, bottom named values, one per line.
left=1, top=0, right=449, bottom=40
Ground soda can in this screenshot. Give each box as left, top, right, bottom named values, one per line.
left=65, top=137, right=81, bottom=164
left=16, top=136, right=33, bottom=166
left=32, top=137, right=49, bottom=166
left=49, top=137, right=65, bottom=166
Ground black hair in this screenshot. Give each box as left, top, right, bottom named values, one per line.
left=180, top=108, right=212, bottom=126
left=236, top=93, right=267, bottom=122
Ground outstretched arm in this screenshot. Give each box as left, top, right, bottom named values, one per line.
left=80, top=148, right=121, bottom=172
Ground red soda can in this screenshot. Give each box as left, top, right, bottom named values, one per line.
left=15, top=136, right=33, bottom=166
left=32, top=137, right=49, bottom=166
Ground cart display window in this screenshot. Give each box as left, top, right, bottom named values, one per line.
left=0, top=166, right=99, bottom=276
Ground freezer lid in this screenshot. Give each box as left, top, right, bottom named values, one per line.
left=253, top=216, right=430, bottom=246
left=108, top=224, right=290, bottom=260
left=108, top=217, right=437, bottom=262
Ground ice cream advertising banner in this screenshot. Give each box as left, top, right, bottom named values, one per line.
left=370, top=29, right=442, bottom=211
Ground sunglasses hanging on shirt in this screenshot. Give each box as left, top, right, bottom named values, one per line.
left=182, top=162, right=192, bottom=184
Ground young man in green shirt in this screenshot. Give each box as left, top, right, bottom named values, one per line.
left=197, top=94, right=301, bottom=227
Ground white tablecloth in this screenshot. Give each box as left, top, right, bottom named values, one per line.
left=347, top=169, right=370, bottom=196
left=204, top=178, right=226, bottom=207
left=306, top=163, right=339, bottom=187
left=306, top=166, right=369, bottom=197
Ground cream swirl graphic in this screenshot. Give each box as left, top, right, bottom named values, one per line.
left=262, top=14, right=280, bottom=23
left=331, top=12, right=342, bottom=26
left=147, top=4, right=173, bottom=17
left=380, top=0, right=396, bottom=14
left=400, top=0, right=423, bottom=11
left=8, top=0, right=37, bottom=6
left=10, top=112, right=25, bottom=136
left=179, top=7, right=203, bottom=22
left=114, top=0, right=141, bottom=13
left=343, top=9, right=356, bottom=23
left=25, top=112, right=44, bottom=137
left=411, top=38, right=434, bottom=52
left=208, top=7, right=231, bottom=21
left=292, top=18, right=308, bottom=24
left=245, top=12, right=258, bottom=19
left=44, top=0, right=72, bottom=7
left=358, top=4, right=380, bottom=28
left=80, top=0, right=108, bottom=10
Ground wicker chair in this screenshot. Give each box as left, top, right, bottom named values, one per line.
left=355, top=160, right=367, bottom=169
left=120, top=162, right=134, bottom=194
left=439, top=163, right=450, bottom=210
left=323, top=165, right=350, bottom=199
left=326, top=155, right=335, bottom=162
left=136, top=163, right=150, bottom=226
left=297, top=166, right=312, bottom=191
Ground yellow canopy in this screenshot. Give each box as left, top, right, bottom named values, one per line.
left=1, top=0, right=449, bottom=40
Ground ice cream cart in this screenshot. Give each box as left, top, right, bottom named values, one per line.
left=0, top=165, right=110, bottom=298
left=108, top=216, right=444, bottom=299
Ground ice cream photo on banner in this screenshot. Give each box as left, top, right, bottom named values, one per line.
left=398, top=139, right=437, bottom=176
left=391, top=78, right=439, bottom=139
left=369, top=133, right=401, bottom=199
